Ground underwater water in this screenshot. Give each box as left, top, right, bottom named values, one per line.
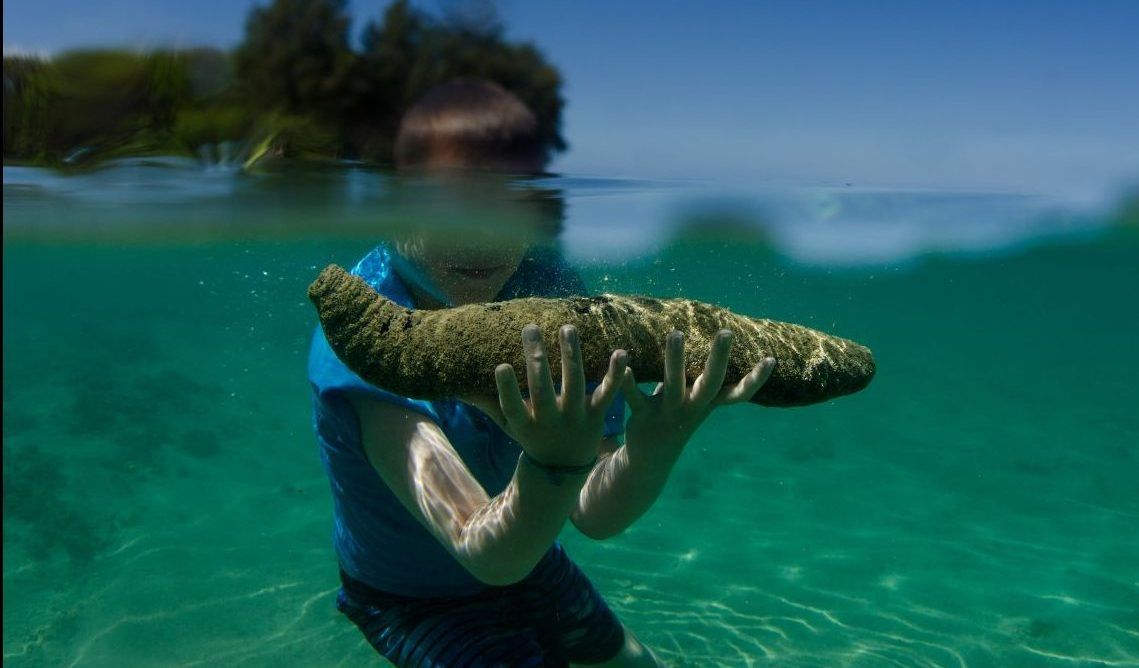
left=4, top=161, right=1138, bottom=667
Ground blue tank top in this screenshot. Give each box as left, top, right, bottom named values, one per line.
left=308, top=244, right=624, bottom=597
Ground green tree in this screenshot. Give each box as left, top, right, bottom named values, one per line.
left=3, top=50, right=194, bottom=163
left=3, top=55, right=57, bottom=160
left=234, top=0, right=355, bottom=119
left=3, top=0, right=567, bottom=167
left=347, top=0, right=426, bottom=159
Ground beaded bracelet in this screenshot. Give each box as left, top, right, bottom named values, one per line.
left=519, top=451, right=598, bottom=486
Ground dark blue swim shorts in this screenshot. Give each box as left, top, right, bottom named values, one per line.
left=336, top=543, right=626, bottom=667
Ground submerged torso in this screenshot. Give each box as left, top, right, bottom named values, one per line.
left=308, top=244, right=622, bottom=597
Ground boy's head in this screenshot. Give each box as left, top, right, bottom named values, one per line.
left=394, top=78, right=546, bottom=174
left=390, top=78, right=558, bottom=307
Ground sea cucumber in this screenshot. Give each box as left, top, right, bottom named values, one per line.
left=309, top=264, right=875, bottom=407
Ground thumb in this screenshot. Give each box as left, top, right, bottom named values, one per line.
left=461, top=396, right=508, bottom=430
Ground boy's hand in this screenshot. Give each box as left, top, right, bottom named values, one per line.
left=472, top=324, right=627, bottom=467
left=620, top=330, right=775, bottom=467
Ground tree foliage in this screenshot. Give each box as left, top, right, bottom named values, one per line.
left=3, top=0, right=566, bottom=167
left=234, top=0, right=354, bottom=118
left=4, top=50, right=198, bottom=162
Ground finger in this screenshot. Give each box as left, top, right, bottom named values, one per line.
left=690, top=329, right=733, bottom=405
left=719, top=357, right=776, bottom=405
left=522, top=324, right=558, bottom=419
left=590, top=349, right=628, bottom=413
left=494, top=363, right=530, bottom=425
left=559, top=325, right=586, bottom=414
left=662, top=330, right=686, bottom=408
left=619, top=366, right=650, bottom=413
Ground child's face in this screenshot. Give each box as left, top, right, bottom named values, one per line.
left=412, top=237, right=530, bottom=305
left=396, top=173, right=560, bottom=305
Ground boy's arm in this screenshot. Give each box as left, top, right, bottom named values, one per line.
left=347, top=324, right=625, bottom=586
left=570, top=436, right=677, bottom=540
left=350, top=393, right=588, bottom=586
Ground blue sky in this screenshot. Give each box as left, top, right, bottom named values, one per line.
left=5, top=1, right=1139, bottom=196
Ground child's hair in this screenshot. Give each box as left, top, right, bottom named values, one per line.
left=394, top=78, right=545, bottom=172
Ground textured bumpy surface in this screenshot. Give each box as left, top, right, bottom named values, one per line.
left=309, top=265, right=875, bottom=407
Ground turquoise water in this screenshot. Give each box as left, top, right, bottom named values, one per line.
left=4, top=162, right=1138, bottom=666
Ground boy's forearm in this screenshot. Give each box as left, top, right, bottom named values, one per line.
left=571, top=443, right=680, bottom=540
left=454, top=457, right=586, bottom=585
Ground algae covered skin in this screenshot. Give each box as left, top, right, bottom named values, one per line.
left=309, top=265, right=875, bottom=407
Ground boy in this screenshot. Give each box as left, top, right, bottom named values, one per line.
left=309, top=79, right=774, bottom=667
